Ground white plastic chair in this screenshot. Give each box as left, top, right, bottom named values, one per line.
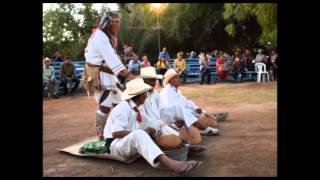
left=255, top=62, right=270, bottom=83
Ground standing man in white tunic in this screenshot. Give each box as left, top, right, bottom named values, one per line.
left=103, top=78, right=201, bottom=174
left=83, top=11, right=135, bottom=140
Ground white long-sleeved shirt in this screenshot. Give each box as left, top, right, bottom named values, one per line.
left=159, top=84, right=198, bottom=127
left=139, top=90, right=179, bottom=135
left=160, top=84, right=198, bottom=111
left=103, top=100, right=158, bottom=139
left=139, top=91, right=161, bottom=121
left=85, top=29, right=125, bottom=89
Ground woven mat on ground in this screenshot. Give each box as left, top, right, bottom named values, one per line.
left=58, top=136, right=140, bottom=163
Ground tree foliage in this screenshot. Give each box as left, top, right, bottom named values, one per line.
left=43, top=3, right=277, bottom=61
left=223, top=3, right=277, bottom=48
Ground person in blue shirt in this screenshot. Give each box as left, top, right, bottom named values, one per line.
left=158, top=47, right=170, bottom=66
left=128, top=53, right=141, bottom=75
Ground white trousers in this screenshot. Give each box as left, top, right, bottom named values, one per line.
left=160, top=104, right=197, bottom=127
left=110, top=129, right=164, bottom=167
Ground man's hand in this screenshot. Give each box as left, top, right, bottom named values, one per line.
left=195, top=108, right=202, bottom=114
left=144, top=127, right=156, bottom=138
left=174, top=119, right=185, bottom=128
left=100, top=66, right=113, bottom=74
left=118, top=69, right=136, bottom=81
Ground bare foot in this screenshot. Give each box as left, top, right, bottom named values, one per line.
left=170, top=160, right=199, bottom=174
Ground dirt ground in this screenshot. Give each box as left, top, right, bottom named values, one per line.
left=43, top=82, right=277, bottom=177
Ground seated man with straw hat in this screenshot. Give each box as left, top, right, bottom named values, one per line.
left=103, top=78, right=201, bottom=174
left=138, top=67, right=206, bottom=150
left=159, top=69, right=220, bottom=136
left=43, top=57, right=60, bottom=99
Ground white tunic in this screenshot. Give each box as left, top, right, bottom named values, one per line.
left=85, top=29, right=125, bottom=76
left=103, top=99, right=164, bottom=167
left=104, top=100, right=154, bottom=138
left=139, top=90, right=179, bottom=136
left=159, top=84, right=198, bottom=127
left=84, top=28, right=124, bottom=107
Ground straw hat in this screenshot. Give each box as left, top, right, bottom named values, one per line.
left=121, top=78, right=152, bottom=100
left=138, top=67, right=163, bottom=79
left=163, top=69, right=180, bottom=86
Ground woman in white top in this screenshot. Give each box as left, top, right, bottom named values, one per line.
left=84, top=11, right=136, bottom=140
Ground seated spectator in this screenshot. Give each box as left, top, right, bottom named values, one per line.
left=231, top=50, right=246, bottom=83
left=123, top=46, right=133, bottom=68
left=60, top=56, right=80, bottom=95
left=216, top=54, right=229, bottom=83
left=218, top=51, right=224, bottom=58
left=141, top=55, right=151, bottom=68
left=254, top=48, right=267, bottom=64
left=199, top=52, right=211, bottom=85
left=43, top=57, right=59, bottom=98
left=210, top=50, right=218, bottom=58
left=242, top=49, right=254, bottom=71
left=158, top=47, right=170, bottom=65
left=206, top=52, right=212, bottom=59
left=128, top=53, right=141, bottom=75
left=268, top=49, right=278, bottom=81
left=51, top=51, right=64, bottom=62
left=155, top=55, right=169, bottom=86
left=188, top=51, right=197, bottom=59
left=173, top=52, right=187, bottom=84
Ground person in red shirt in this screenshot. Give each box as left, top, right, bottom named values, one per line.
left=216, top=54, right=229, bottom=82
left=141, top=55, right=151, bottom=68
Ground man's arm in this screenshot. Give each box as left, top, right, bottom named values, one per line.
left=182, top=60, right=187, bottom=71
left=72, top=65, right=76, bottom=79
left=43, top=69, right=50, bottom=82
left=179, top=91, right=199, bottom=110
left=50, top=67, right=56, bottom=81
left=158, top=52, right=162, bottom=60
left=95, top=35, right=135, bottom=81
left=95, top=34, right=126, bottom=76
left=112, top=131, right=131, bottom=139
left=60, top=65, right=65, bottom=79
left=173, top=60, right=178, bottom=71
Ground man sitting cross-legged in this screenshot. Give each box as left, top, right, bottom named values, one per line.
left=159, top=69, right=220, bottom=136
left=103, top=78, right=201, bottom=175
